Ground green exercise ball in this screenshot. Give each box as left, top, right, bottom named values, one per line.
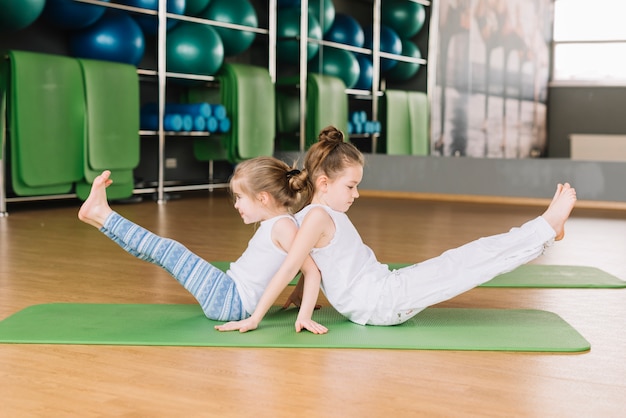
left=310, top=47, right=359, bottom=89
left=185, top=0, right=211, bottom=16
left=382, top=0, right=426, bottom=38
left=386, top=39, right=421, bottom=81
left=200, top=0, right=258, bottom=57
left=166, top=22, right=224, bottom=75
left=309, top=0, right=335, bottom=35
left=0, top=0, right=45, bottom=32
left=277, top=8, right=322, bottom=64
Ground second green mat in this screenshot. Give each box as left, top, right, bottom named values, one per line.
left=210, top=262, right=625, bottom=288
left=0, top=303, right=590, bottom=352
left=479, top=264, right=625, bottom=288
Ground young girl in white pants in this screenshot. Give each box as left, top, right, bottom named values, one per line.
left=216, top=126, right=577, bottom=331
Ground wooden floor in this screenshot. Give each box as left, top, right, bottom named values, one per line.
left=1, top=190, right=625, bottom=417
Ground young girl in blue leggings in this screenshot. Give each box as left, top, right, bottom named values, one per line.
left=78, top=156, right=327, bottom=334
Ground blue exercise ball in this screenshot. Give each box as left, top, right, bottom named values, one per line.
left=386, top=38, right=421, bottom=81
left=200, top=0, right=257, bottom=57
left=0, top=0, right=45, bottom=32
left=166, top=22, right=224, bottom=75
left=309, top=0, right=334, bottom=35
left=69, top=11, right=145, bottom=66
left=382, top=0, right=426, bottom=38
left=42, top=0, right=110, bottom=30
left=277, top=8, right=322, bottom=64
left=324, top=13, right=364, bottom=48
left=310, top=47, right=359, bottom=89
left=118, top=0, right=185, bottom=35
left=354, top=55, right=373, bottom=90
left=185, top=0, right=210, bottom=16
left=364, top=24, right=401, bottom=72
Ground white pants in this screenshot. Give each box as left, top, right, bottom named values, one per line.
left=367, top=216, right=555, bottom=326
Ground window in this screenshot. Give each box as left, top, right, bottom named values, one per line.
left=553, top=0, right=626, bottom=82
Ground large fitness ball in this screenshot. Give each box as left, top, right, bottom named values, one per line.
left=166, top=22, right=224, bottom=75
left=277, top=8, right=322, bottom=64
left=310, top=47, right=359, bottom=89
left=69, top=11, right=145, bottom=66
left=200, top=0, right=257, bottom=57
left=382, top=0, right=426, bottom=38
left=386, top=39, right=421, bottom=81
left=364, top=24, right=401, bottom=72
left=354, top=55, right=373, bottom=90
left=324, top=13, right=364, bottom=47
left=308, top=0, right=334, bottom=35
left=0, top=0, right=45, bottom=32
left=118, top=0, right=185, bottom=35
left=185, top=0, right=211, bottom=16
left=42, top=0, right=109, bottom=30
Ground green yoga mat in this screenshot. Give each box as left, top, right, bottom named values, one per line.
left=78, top=58, right=139, bottom=174
left=75, top=171, right=135, bottom=202
left=407, top=91, right=429, bottom=156
left=387, top=263, right=626, bottom=288
left=6, top=50, right=84, bottom=195
left=306, top=73, right=348, bottom=148
left=211, top=262, right=626, bottom=288
left=383, top=90, right=411, bottom=155
left=480, top=264, right=626, bottom=288
left=1, top=58, right=7, bottom=160
left=220, top=63, right=275, bottom=162
left=0, top=304, right=589, bottom=352
left=276, top=74, right=349, bottom=150
left=382, top=90, right=429, bottom=156
left=73, top=59, right=138, bottom=201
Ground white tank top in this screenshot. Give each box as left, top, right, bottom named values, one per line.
left=296, top=205, right=390, bottom=325
left=228, top=214, right=296, bottom=315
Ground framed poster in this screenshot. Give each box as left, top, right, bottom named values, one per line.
left=431, top=0, right=552, bottom=158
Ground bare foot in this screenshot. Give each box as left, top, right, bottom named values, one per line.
left=78, top=170, right=114, bottom=229
left=541, top=183, right=577, bottom=241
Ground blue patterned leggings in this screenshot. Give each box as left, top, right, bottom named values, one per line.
left=101, top=212, right=247, bottom=321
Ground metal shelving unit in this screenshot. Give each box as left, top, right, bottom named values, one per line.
left=0, top=0, right=277, bottom=214
left=1, top=0, right=430, bottom=214
left=293, top=0, right=429, bottom=153
left=123, top=0, right=277, bottom=203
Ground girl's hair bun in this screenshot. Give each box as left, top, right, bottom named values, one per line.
left=319, top=125, right=344, bottom=144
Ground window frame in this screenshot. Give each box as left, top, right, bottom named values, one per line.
left=551, top=0, right=626, bottom=86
